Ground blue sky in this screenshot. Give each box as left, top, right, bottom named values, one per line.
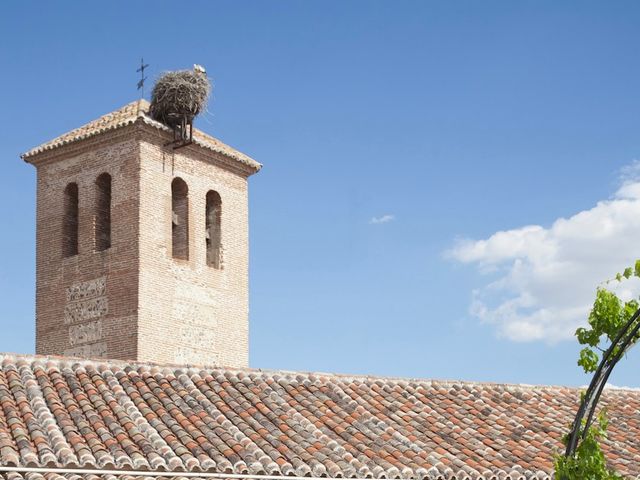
left=2, top=1, right=640, bottom=387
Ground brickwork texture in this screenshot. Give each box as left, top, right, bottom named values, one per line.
left=26, top=113, right=258, bottom=368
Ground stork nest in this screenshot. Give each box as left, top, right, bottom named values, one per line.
left=149, top=70, right=211, bottom=127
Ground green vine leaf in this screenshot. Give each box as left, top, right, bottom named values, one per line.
left=577, top=347, right=599, bottom=373
left=555, top=412, right=625, bottom=480
left=634, top=259, right=640, bottom=278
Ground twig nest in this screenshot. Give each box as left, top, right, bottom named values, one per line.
left=149, top=65, right=211, bottom=127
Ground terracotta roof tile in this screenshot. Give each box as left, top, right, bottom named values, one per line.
left=20, top=100, right=261, bottom=173
left=0, top=353, right=639, bottom=479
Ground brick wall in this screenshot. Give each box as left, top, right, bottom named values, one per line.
left=29, top=121, right=253, bottom=367
left=136, top=129, right=250, bottom=367
left=33, top=127, right=140, bottom=360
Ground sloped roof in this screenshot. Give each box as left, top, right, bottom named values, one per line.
left=0, top=354, right=639, bottom=480
left=20, top=100, right=261, bottom=173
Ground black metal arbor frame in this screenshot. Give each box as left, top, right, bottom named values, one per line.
left=564, top=307, right=640, bottom=458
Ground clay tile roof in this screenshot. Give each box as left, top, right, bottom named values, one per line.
left=0, top=353, right=639, bottom=480
left=20, top=100, right=261, bottom=173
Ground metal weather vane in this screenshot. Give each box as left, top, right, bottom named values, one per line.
left=137, top=58, right=150, bottom=98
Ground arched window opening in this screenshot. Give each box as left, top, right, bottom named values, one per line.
left=206, top=190, right=222, bottom=268
left=95, top=173, right=111, bottom=251
left=63, top=183, right=79, bottom=257
left=171, top=178, right=189, bottom=260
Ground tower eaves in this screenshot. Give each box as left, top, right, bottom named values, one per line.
left=21, top=99, right=261, bottom=174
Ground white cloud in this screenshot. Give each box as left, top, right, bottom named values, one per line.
left=602, top=383, right=640, bottom=391
left=446, top=163, right=640, bottom=343
left=369, top=214, right=395, bottom=225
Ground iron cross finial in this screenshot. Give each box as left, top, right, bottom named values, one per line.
left=137, top=58, right=150, bottom=98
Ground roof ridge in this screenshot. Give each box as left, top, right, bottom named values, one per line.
left=1, top=351, right=633, bottom=393
left=21, top=100, right=141, bottom=158
left=21, top=99, right=261, bottom=172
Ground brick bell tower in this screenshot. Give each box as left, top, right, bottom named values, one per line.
left=22, top=99, right=260, bottom=367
